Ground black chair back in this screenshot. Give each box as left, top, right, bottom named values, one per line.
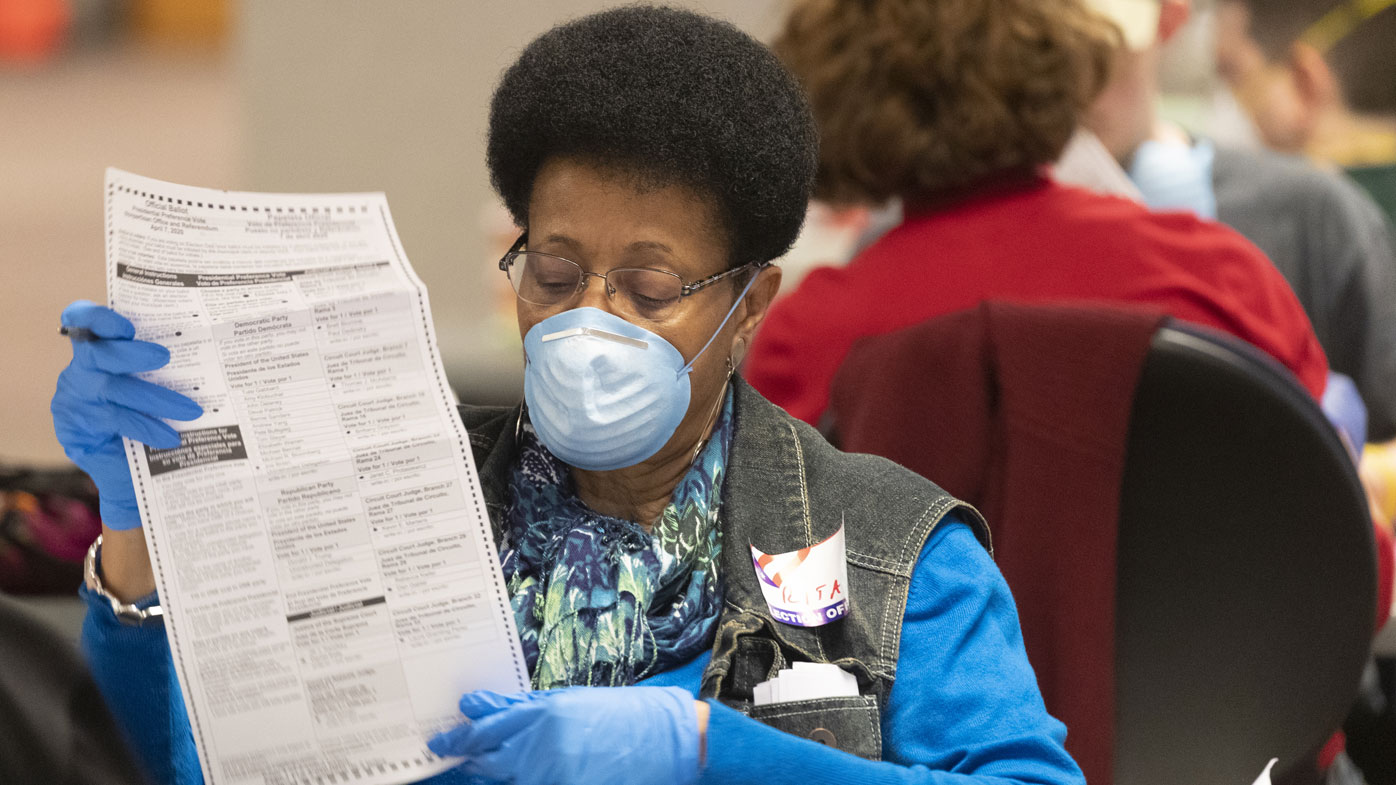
left=1115, top=324, right=1374, bottom=784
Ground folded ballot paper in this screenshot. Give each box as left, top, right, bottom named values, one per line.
left=105, top=170, right=527, bottom=785
left=1252, top=759, right=1279, bottom=785
left=753, top=662, right=861, bottom=706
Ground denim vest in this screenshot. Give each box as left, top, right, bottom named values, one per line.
left=459, top=378, right=988, bottom=761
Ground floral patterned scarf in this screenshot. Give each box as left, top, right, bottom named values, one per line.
left=500, top=392, right=732, bottom=689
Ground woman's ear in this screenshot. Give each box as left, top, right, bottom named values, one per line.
left=730, top=265, right=782, bottom=365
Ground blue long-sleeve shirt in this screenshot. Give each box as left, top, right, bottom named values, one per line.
left=80, top=517, right=1083, bottom=785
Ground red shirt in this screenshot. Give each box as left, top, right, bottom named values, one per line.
left=747, top=178, right=1329, bottom=424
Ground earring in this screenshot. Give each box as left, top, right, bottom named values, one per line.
left=730, top=338, right=746, bottom=368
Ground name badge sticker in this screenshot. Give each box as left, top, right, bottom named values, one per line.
left=750, top=522, right=849, bottom=627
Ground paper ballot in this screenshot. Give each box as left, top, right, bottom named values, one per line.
left=105, top=170, right=527, bottom=785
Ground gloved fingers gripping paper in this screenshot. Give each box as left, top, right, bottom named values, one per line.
left=103, top=169, right=527, bottom=785
left=52, top=312, right=198, bottom=526
left=62, top=299, right=138, bottom=338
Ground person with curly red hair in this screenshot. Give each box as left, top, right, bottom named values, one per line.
left=746, top=0, right=1329, bottom=428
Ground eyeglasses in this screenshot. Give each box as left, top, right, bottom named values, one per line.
left=498, top=233, right=768, bottom=322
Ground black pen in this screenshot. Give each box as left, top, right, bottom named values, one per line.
left=59, top=326, right=99, bottom=342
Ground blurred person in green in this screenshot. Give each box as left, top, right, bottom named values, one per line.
left=1215, top=0, right=1396, bottom=221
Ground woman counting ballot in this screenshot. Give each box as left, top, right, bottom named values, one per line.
left=50, top=7, right=1083, bottom=785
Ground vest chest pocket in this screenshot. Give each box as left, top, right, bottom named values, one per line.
left=745, top=695, right=882, bottom=761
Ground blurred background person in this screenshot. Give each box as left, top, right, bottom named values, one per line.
left=1214, top=0, right=1396, bottom=222
left=1213, top=0, right=1396, bottom=602
left=746, top=0, right=1327, bottom=431
left=757, top=4, right=1389, bottom=783
left=1074, top=0, right=1396, bottom=449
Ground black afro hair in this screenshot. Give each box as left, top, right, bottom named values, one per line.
left=487, top=5, right=818, bottom=266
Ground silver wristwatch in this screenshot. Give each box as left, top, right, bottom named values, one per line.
left=84, top=534, right=164, bottom=626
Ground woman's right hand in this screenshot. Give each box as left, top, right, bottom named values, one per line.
left=51, top=300, right=203, bottom=529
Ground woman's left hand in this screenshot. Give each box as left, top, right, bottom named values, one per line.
left=427, top=686, right=703, bottom=785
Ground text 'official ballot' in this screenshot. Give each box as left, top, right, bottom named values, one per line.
left=750, top=524, right=850, bottom=627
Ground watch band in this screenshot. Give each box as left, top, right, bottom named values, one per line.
left=84, top=535, right=164, bottom=626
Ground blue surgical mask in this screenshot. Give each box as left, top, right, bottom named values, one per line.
left=522, top=274, right=758, bottom=471
left=1128, top=138, right=1218, bottom=220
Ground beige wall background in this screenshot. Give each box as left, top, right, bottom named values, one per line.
left=240, top=0, right=787, bottom=403
left=0, top=47, right=238, bottom=468
left=1, top=1, right=782, bottom=467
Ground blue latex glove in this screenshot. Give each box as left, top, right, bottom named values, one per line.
left=427, top=686, right=701, bottom=785
left=51, top=301, right=202, bottom=528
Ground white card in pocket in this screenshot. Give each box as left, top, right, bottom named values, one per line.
left=752, top=662, right=860, bottom=706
